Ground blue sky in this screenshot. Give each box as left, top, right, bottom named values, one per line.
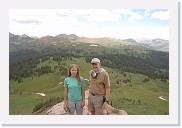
left=9, top=9, right=169, bottom=39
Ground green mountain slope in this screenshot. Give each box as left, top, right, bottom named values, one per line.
left=9, top=33, right=169, bottom=115
left=10, top=57, right=169, bottom=115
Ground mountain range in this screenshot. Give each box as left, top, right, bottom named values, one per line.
left=9, top=32, right=169, bottom=52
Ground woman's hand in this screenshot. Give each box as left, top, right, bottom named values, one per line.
left=63, top=102, right=67, bottom=111
left=81, top=100, right=85, bottom=108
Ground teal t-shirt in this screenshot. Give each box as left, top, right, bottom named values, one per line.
left=64, top=77, right=85, bottom=102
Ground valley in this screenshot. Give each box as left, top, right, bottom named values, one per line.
left=9, top=33, right=169, bottom=115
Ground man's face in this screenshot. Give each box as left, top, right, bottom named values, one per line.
left=92, top=63, right=100, bottom=71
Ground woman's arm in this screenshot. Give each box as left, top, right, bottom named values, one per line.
left=63, top=88, right=68, bottom=109
left=81, top=86, right=85, bottom=107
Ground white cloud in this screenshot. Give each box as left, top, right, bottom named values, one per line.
left=112, top=9, right=143, bottom=23
left=128, top=12, right=143, bottom=23
left=151, top=10, right=169, bottom=20
left=112, top=9, right=132, bottom=15
left=56, top=9, right=120, bottom=23
left=128, top=19, right=137, bottom=23
left=130, top=12, right=143, bottom=20
left=9, top=9, right=57, bottom=22
left=144, top=10, right=152, bottom=16
left=9, top=9, right=168, bottom=39
left=128, top=26, right=169, bottom=40
left=83, top=10, right=120, bottom=22
left=96, top=26, right=169, bottom=40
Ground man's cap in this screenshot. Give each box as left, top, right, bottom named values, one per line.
left=91, top=58, right=100, bottom=64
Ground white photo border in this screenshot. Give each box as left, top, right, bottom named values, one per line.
left=0, top=0, right=179, bottom=125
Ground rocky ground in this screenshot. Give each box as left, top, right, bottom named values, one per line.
left=47, top=90, right=128, bottom=115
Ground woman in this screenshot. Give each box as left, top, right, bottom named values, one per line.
left=63, top=64, right=85, bottom=115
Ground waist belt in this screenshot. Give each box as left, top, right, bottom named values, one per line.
left=91, top=93, right=104, bottom=96
left=91, top=93, right=95, bottom=96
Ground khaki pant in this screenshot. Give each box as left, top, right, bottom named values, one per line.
left=88, top=93, right=105, bottom=115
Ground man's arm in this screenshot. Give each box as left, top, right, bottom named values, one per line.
left=103, top=72, right=110, bottom=108
left=105, top=86, right=110, bottom=102
left=103, top=86, right=110, bottom=108
left=88, top=70, right=92, bottom=90
left=104, top=72, right=110, bottom=102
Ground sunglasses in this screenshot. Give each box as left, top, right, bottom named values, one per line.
left=92, top=63, right=98, bottom=65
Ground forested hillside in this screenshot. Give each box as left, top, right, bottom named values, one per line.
left=9, top=33, right=169, bottom=115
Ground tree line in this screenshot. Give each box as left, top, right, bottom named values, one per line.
left=9, top=55, right=69, bottom=82
left=85, top=51, right=169, bottom=80
left=10, top=45, right=169, bottom=81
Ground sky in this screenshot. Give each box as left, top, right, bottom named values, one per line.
left=9, top=9, right=169, bottom=40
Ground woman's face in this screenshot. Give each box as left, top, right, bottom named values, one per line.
left=70, top=66, right=78, bottom=77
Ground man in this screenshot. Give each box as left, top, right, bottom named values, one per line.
left=88, top=58, right=110, bottom=115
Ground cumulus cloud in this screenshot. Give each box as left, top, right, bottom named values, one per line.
left=56, top=9, right=143, bottom=23
left=112, top=9, right=143, bottom=23
left=144, top=10, right=151, bottom=16
left=56, top=9, right=120, bottom=23
left=9, top=9, right=168, bottom=39
left=151, top=10, right=169, bottom=20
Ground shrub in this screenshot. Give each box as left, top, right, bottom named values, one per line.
left=112, top=108, right=119, bottom=113
left=32, top=97, right=64, bottom=113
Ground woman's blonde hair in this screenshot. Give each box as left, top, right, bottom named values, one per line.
left=68, top=64, right=81, bottom=84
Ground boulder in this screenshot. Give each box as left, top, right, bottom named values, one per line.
left=47, top=91, right=128, bottom=115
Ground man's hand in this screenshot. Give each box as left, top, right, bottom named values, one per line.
left=102, top=101, right=108, bottom=109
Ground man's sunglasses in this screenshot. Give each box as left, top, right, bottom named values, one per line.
left=92, top=63, right=98, bottom=65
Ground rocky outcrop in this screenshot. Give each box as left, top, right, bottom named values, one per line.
left=47, top=91, right=128, bottom=115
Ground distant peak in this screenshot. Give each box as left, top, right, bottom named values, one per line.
left=122, top=38, right=138, bottom=44
left=55, top=33, right=78, bottom=40
left=152, top=38, right=167, bottom=41
left=21, top=34, right=29, bottom=38
left=9, top=32, right=14, bottom=37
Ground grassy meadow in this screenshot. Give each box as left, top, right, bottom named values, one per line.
left=9, top=57, right=169, bottom=115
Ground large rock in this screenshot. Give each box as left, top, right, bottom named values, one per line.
left=47, top=91, right=128, bottom=115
